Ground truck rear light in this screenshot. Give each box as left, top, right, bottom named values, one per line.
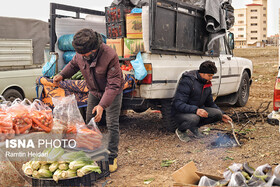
left=273, top=77, right=280, bottom=111
left=142, top=64, right=152, bottom=84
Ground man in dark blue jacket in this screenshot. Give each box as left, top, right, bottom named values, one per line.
left=172, top=61, right=232, bottom=142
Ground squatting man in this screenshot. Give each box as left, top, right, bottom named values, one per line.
left=172, top=61, right=232, bottom=142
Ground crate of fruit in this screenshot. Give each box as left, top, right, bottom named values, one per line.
left=106, top=21, right=126, bottom=39
left=105, top=5, right=132, bottom=23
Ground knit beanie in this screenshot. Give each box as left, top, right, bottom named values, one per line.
left=72, top=28, right=103, bottom=54
left=198, top=61, right=217, bottom=74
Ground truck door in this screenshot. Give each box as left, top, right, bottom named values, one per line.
left=218, top=36, right=240, bottom=96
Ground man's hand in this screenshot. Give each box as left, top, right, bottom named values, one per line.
left=222, top=114, right=232, bottom=123
left=92, top=105, right=104, bottom=122
left=53, top=74, right=63, bottom=86
left=196, top=109, right=208, bottom=118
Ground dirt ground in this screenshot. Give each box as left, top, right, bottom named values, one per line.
left=97, top=48, right=280, bottom=186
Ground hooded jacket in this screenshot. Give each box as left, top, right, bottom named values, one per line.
left=172, top=70, right=220, bottom=115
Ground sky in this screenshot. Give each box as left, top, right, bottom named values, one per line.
left=0, top=0, right=279, bottom=36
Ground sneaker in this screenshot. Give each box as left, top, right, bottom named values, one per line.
left=109, top=158, right=118, bottom=173
left=175, top=128, right=191, bottom=142
left=190, top=127, right=204, bottom=138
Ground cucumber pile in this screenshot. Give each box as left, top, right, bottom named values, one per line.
left=71, top=71, right=84, bottom=80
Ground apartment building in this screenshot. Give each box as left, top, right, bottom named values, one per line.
left=231, top=0, right=267, bottom=48
left=230, top=8, right=247, bottom=48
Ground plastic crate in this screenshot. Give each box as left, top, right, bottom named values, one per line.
left=106, top=21, right=126, bottom=39
left=105, top=5, right=132, bottom=23
left=31, top=160, right=110, bottom=187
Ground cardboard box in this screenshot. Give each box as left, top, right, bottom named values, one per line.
left=172, top=161, right=224, bottom=186
left=124, top=38, right=145, bottom=58
left=126, top=13, right=142, bottom=39
left=106, top=38, right=124, bottom=58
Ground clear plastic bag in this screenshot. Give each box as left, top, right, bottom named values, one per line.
left=223, top=163, right=243, bottom=180
left=30, top=99, right=54, bottom=132
left=52, top=95, right=86, bottom=136
left=274, top=165, right=280, bottom=178
left=248, top=164, right=273, bottom=186
left=0, top=110, right=14, bottom=141
left=52, top=95, right=103, bottom=151
left=198, top=176, right=217, bottom=186
left=6, top=99, right=32, bottom=134
left=76, top=118, right=103, bottom=151
left=228, top=172, right=248, bottom=186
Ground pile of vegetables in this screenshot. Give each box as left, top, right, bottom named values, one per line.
left=198, top=162, right=280, bottom=186
left=65, top=123, right=103, bottom=151
left=121, top=63, right=133, bottom=72
left=70, top=71, right=84, bottom=80
left=76, top=128, right=103, bottom=151
left=52, top=95, right=103, bottom=151
left=22, top=147, right=101, bottom=182
left=0, top=98, right=54, bottom=142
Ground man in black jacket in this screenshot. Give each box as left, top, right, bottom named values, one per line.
left=172, top=61, right=232, bottom=142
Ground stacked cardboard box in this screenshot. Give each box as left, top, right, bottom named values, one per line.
left=105, top=6, right=146, bottom=59
left=124, top=13, right=145, bottom=58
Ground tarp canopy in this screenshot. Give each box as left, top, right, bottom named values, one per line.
left=0, top=17, right=49, bottom=65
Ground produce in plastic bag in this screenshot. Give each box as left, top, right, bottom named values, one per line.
left=63, top=51, right=76, bottom=64
left=0, top=110, right=14, bottom=141
left=52, top=95, right=86, bottom=137
left=223, top=163, right=243, bottom=180
left=228, top=172, right=248, bottom=186
left=30, top=99, right=54, bottom=133
left=58, top=34, right=75, bottom=51
left=248, top=164, right=273, bottom=186
left=76, top=118, right=103, bottom=151
left=6, top=99, right=32, bottom=134
left=269, top=165, right=280, bottom=186
left=198, top=176, right=218, bottom=186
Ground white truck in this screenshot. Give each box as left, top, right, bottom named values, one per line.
left=0, top=17, right=49, bottom=101
left=48, top=1, right=253, bottom=131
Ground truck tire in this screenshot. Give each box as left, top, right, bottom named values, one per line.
left=235, top=71, right=250, bottom=107
left=3, top=89, right=24, bottom=102
left=160, top=99, right=178, bottom=132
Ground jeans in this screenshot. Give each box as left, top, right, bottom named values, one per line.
left=86, top=92, right=123, bottom=160
left=174, top=107, right=223, bottom=132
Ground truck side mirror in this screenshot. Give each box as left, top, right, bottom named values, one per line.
left=228, top=32, right=234, bottom=50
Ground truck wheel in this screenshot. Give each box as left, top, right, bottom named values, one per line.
left=160, top=99, right=178, bottom=132
left=3, top=89, right=24, bottom=102
left=235, top=71, right=250, bottom=107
